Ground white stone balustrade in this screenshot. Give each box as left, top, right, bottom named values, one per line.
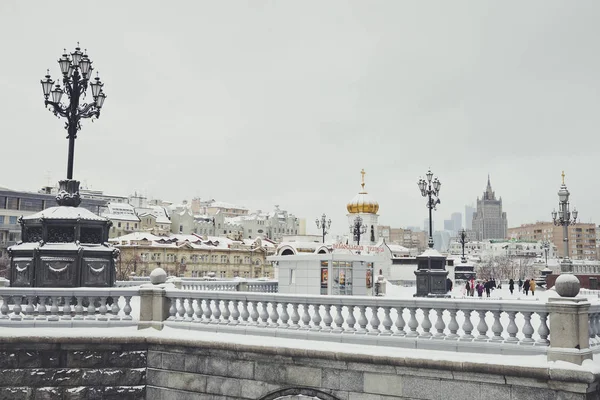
left=115, top=279, right=279, bottom=293
left=162, top=290, right=560, bottom=355
left=0, top=287, right=139, bottom=327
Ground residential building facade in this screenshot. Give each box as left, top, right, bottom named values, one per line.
left=508, top=222, right=598, bottom=260
left=472, top=176, right=508, bottom=240
left=111, top=233, right=275, bottom=278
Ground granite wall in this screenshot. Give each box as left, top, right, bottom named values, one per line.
left=1, top=337, right=599, bottom=400
left=0, top=340, right=145, bottom=400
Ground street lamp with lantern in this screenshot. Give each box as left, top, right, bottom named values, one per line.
left=40, top=43, right=107, bottom=205
left=542, top=240, right=551, bottom=269
left=551, top=171, right=578, bottom=273
left=417, top=169, right=441, bottom=248
left=315, top=214, right=332, bottom=244
left=458, top=229, right=468, bottom=262
left=350, top=216, right=367, bottom=246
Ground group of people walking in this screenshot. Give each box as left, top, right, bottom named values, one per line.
left=464, top=277, right=537, bottom=297
left=508, top=278, right=536, bottom=295
left=464, top=278, right=497, bottom=297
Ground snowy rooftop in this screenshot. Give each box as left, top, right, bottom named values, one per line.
left=23, top=206, right=106, bottom=222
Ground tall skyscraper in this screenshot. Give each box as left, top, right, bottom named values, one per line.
left=472, top=175, right=508, bottom=240
left=451, top=212, right=462, bottom=232
left=465, top=205, right=475, bottom=230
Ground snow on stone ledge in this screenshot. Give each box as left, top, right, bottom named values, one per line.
left=22, top=206, right=107, bottom=221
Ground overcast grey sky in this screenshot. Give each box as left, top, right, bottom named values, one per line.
left=1, top=1, right=598, bottom=237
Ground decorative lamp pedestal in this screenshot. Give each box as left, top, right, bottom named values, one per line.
left=414, top=248, right=449, bottom=298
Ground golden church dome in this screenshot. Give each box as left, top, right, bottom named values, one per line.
left=347, top=169, right=379, bottom=214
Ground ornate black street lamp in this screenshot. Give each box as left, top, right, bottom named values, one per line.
left=41, top=44, right=106, bottom=187
left=542, top=240, right=550, bottom=269
left=458, top=229, right=468, bottom=262
left=551, top=171, right=578, bottom=271
left=315, top=214, right=331, bottom=244
left=350, top=216, right=367, bottom=246
left=417, top=169, right=441, bottom=249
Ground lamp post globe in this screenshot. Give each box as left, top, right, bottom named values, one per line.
left=41, top=43, right=107, bottom=185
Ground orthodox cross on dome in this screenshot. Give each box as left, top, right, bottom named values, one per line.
left=360, top=169, right=366, bottom=193
left=561, top=170, right=565, bottom=185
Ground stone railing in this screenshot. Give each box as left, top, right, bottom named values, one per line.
left=115, top=279, right=279, bottom=293
left=0, top=287, right=139, bottom=327
left=162, top=290, right=554, bottom=355
left=0, top=270, right=597, bottom=365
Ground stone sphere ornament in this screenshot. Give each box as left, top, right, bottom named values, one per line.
left=555, top=274, right=581, bottom=297
left=150, top=268, right=167, bottom=285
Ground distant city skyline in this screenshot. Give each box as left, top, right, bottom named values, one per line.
left=1, top=2, right=599, bottom=238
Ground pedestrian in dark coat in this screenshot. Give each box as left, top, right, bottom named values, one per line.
left=465, top=281, right=470, bottom=296
left=509, top=279, right=515, bottom=295
left=518, top=278, right=523, bottom=293
left=484, top=279, right=491, bottom=297
left=523, top=279, right=530, bottom=295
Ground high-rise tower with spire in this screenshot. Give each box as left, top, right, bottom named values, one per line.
left=471, top=175, right=508, bottom=240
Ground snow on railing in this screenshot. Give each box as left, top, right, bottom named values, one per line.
left=0, top=287, right=139, bottom=326
left=115, top=279, right=279, bottom=293
left=162, top=290, right=557, bottom=355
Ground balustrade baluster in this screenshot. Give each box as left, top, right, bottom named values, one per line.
left=345, top=305, right=356, bottom=333
left=433, top=309, right=445, bottom=339
left=506, top=311, right=519, bottom=343
left=11, top=296, right=23, bottom=321
left=491, top=311, right=503, bottom=341
left=310, top=304, right=322, bottom=331
left=240, top=300, right=250, bottom=325
left=48, top=296, right=59, bottom=322
left=123, top=296, right=133, bottom=320
left=249, top=301, right=259, bottom=325
left=537, top=312, right=549, bottom=346
left=167, top=298, right=177, bottom=321
left=460, top=309, right=473, bottom=340
left=332, top=305, right=344, bottom=333
left=203, top=299, right=214, bottom=323
left=110, top=297, right=120, bottom=320
left=268, top=302, right=279, bottom=328
left=212, top=300, right=222, bottom=324
left=176, top=297, right=186, bottom=321
left=0, top=296, right=9, bottom=319
left=300, top=303, right=311, bottom=330
left=24, top=296, right=35, bottom=320
left=230, top=300, right=240, bottom=325
left=381, top=307, right=392, bottom=336
left=446, top=309, right=459, bottom=340
left=258, top=302, right=269, bottom=327
left=186, top=298, right=195, bottom=321
left=98, top=297, right=108, bottom=321
left=392, top=307, right=406, bottom=336
left=356, top=306, right=368, bottom=334
left=419, top=308, right=432, bottom=338
left=475, top=311, right=488, bottom=341
left=221, top=300, right=231, bottom=324
left=289, top=303, right=300, bottom=329
left=192, top=299, right=202, bottom=322
left=74, top=297, right=84, bottom=320
left=521, top=312, right=535, bottom=344
left=589, top=313, right=597, bottom=346
left=62, top=296, right=73, bottom=321
left=37, top=296, right=48, bottom=320
left=368, top=306, right=381, bottom=335
left=321, top=304, right=332, bottom=332
left=85, top=297, right=96, bottom=321
left=406, top=307, right=419, bottom=337
left=279, top=303, right=289, bottom=328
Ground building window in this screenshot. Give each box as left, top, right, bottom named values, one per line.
left=0, top=196, right=6, bottom=209
left=0, top=216, right=3, bottom=224
left=20, top=198, right=44, bottom=212
left=9, top=216, right=18, bottom=225
left=221, top=255, right=228, bottom=263
left=118, top=222, right=121, bottom=228
left=6, top=197, right=19, bottom=210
